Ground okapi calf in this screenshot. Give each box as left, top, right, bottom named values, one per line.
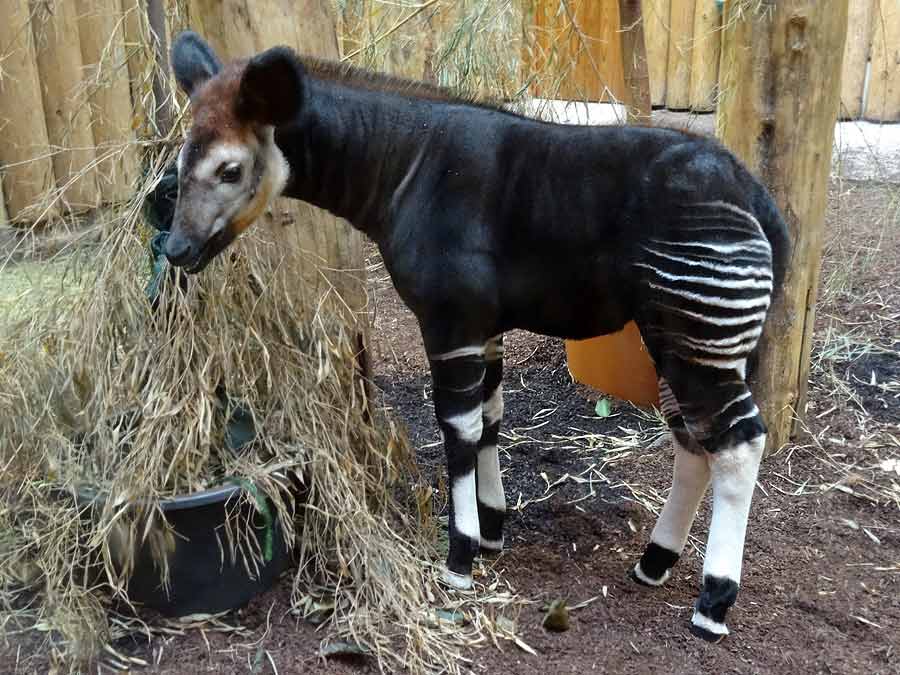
left=166, top=31, right=790, bottom=642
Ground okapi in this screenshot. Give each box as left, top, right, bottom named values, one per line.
left=165, top=31, right=790, bottom=642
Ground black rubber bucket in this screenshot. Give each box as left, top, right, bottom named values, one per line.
left=75, top=482, right=293, bottom=618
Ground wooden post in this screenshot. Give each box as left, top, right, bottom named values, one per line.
left=619, top=0, right=652, bottom=122
left=185, top=0, right=367, bottom=319
left=689, top=0, right=721, bottom=112
left=31, top=0, right=99, bottom=211
left=530, top=0, right=627, bottom=103
left=840, top=0, right=874, bottom=119
left=717, top=0, right=849, bottom=452
left=865, top=0, right=900, bottom=122
left=643, top=0, right=671, bottom=107
left=0, top=0, right=56, bottom=222
left=76, top=0, right=140, bottom=204
left=665, top=0, right=695, bottom=109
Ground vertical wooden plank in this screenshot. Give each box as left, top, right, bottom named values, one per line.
left=31, top=0, right=99, bottom=210
left=0, top=0, right=56, bottom=222
left=840, top=0, right=875, bottom=119
left=865, top=0, right=900, bottom=121
left=530, top=0, right=627, bottom=103
left=689, top=0, right=721, bottom=111
left=619, top=0, right=652, bottom=122
left=76, top=0, right=140, bottom=203
left=666, top=0, right=695, bottom=109
left=643, top=0, right=671, bottom=106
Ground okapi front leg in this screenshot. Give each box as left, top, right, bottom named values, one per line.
left=477, top=335, right=505, bottom=553
left=428, top=345, right=486, bottom=589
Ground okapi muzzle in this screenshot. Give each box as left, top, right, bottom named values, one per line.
left=165, top=32, right=298, bottom=273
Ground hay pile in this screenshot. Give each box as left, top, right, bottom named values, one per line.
left=0, top=149, right=516, bottom=671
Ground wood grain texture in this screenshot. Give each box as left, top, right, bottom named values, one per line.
left=643, top=0, right=672, bottom=106
left=865, top=0, right=900, bottom=121
left=689, top=0, right=721, bottom=111
left=840, top=0, right=874, bottom=118
left=0, top=0, right=56, bottom=221
left=665, top=0, right=695, bottom=109
left=31, top=0, right=99, bottom=210
left=76, top=0, right=139, bottom=203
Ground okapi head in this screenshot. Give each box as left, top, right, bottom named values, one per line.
left=166, top=31, right=302, bottom=273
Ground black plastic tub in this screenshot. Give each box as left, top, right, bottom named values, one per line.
left=72, top=482, right=293, bottom=618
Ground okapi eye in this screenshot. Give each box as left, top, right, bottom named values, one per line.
left=218, top=163, right=242, bottom=184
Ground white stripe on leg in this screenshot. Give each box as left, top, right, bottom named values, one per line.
left=452, top=469, right=480, bottom=541
left=650, top=443, right=710, bottom=554
left=444, top=406, right=484, bottom=444
left=477, top=445, right=505, bottom=511
left=703, top=435, right=764, bottom=582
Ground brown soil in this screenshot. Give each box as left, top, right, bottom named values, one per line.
left=4, top=178, right=899, bottom=674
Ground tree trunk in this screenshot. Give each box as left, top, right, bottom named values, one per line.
left=76, top=0, right=140, bottom=204
left=0, top=0, right=56, bottom=223
left=618, top=0, right=652, bottom=123
left=184, top=0, right=368, bottom=332
left=717, top=0, right=849, bottom=453
left=31, top=0, right=99, bottom=211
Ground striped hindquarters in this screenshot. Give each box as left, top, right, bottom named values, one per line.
left=635, top=201, right=774, bottom=374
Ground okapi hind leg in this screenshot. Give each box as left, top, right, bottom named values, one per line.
left=661, top=363, right=767, bottom=642
left=691, top=426, right=765, bottom=642
left=477, top=335, right=506, bottom=554
left=632, top=379, right=710, bottom=587
left=427, top=342, right=487, bottom=590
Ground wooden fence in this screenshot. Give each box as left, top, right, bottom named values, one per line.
left=645, top=0, right=900, bottom=121
left=2, top=0, right=898, bottom=225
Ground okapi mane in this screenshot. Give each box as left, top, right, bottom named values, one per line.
left=298, top=56, right=506, bottom=111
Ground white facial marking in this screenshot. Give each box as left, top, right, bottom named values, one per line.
left=477, top=444, right=506, bottom=511
left=650, top=442, right=710, bottom=555
left=483, top=384, right=503, bottom=426
left=176, top=142, right=187, bottom=175
left=691, top=610, right=729, bottom=636
left=444, top=406, right=483, bottom=445
left=452, top=469, right=480, bottom=541
left=262, top=126, right=290, bottom=198
left=193, top=143, right=252, bottom=182
left=703, top=435, right=765, bottom=583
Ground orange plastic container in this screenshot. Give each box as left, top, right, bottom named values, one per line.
left=565, top=321, right=660, bottom=407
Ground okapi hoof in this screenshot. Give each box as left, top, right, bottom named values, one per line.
left=440, top=568, right=473, bottom=590
left=630, top=562, right=670, bottom=587
left=630, top=542, right=679, bottom=587
left=689, top=613, right=729, bottom=644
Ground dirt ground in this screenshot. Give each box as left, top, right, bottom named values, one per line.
left=3, top=141, right=899, bottom=673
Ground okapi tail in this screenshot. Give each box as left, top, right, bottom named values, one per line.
left=751, top=182, right=791, bottom=300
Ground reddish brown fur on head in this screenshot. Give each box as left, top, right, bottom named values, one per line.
left=165, top=32, right=301, bottom=273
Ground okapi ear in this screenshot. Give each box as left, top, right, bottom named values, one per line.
left=236, top=46, right=305, bottom=127
left=171, top=31, right=222, bottom=97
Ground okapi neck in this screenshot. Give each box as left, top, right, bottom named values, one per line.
left=275, top=78, right=435, bottom=241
